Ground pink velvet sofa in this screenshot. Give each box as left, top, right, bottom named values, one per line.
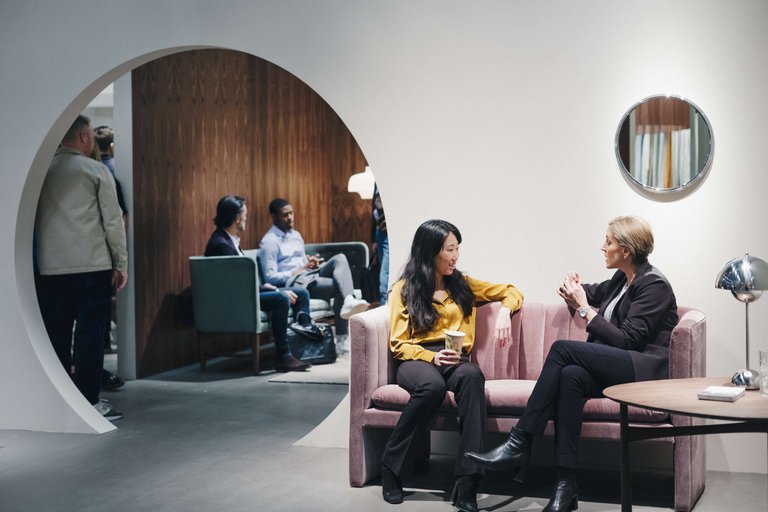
left=349, top=302, right=707, bottom=511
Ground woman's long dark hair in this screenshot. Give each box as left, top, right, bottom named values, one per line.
left=400, top=219, right=474, bottom=334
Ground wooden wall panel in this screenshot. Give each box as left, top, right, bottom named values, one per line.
left=133, top=49, right=370, bottom=377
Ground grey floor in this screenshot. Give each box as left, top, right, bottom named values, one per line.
left=0, top=354, right=766, bottom=512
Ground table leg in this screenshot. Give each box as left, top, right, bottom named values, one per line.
left=620, top=403, right=632, bottom=512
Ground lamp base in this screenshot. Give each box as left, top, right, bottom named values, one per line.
left=731, top=368, right=760, bottom=389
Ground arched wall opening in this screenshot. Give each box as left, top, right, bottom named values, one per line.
left=17, top=45, right=383, bottom=432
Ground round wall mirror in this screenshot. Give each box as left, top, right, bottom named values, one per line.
left=615, top=95, right=714, bottom=196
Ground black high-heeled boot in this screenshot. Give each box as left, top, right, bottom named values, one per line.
left=464, top=427, right=532, bottom=475
left=450, top=474, right=479, bottom=512
left=381, top=463, right=404, bottom=504
left=542, top=467, right=578, bottom=512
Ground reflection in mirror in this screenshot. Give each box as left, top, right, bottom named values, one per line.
left=615, top=95, right=713, bottom=194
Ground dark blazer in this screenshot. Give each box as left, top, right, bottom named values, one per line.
left=582, top=261, right=678, bottom=382
left=204, top=228, right=241, bottom=257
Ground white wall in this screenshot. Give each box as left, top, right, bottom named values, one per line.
left=1, top=0, right=766, bottom=473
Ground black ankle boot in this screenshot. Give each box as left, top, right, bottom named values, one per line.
left=542, top=467, right=578, bottom=512
left=464, top=427, right=532, bottom=472
left=381, top=464, right=404, bottom=504
left=450, top=474, right=479, bottom=512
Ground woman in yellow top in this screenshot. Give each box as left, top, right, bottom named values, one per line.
left=381, top=219, right=523, bottom=512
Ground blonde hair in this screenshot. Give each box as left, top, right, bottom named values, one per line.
left=607, top=216, right=654, bottom=265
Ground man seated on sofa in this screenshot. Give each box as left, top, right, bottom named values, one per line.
left=205, top=195, right=311, bottom=372
left=259, top=198, right=369, bottom=354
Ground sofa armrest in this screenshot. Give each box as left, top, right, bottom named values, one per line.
left=668, top=307, right=707, bottom=511
left=350, top=305, right=392, bottom=411
left=668, top=307, right=707, bottom=380
left=189, top=255, right=263, bottom=333
left=348, top=305, right=391, bottom=487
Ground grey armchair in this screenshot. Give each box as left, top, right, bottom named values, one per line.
left=189, top=253, right=270, bottom=373
left=188, top=248, right=338, bottom=373
left=189, top=242, right=369, bottom=373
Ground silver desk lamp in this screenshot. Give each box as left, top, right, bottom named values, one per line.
left=715, top=252, right=768, bottom=389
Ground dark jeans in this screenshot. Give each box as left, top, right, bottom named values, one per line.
left=260, top=287, right=310, bottom=357
left=307, top=254, right=355, bottom=335
left=516, top=340, right=635, bottom=468
left=382, top=359, right=487, bottom=477
left=38, top=270, right=113, bottom=405
left=375, top=231, right=389, bottom=304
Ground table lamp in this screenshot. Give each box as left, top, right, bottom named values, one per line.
left=347, top=166, right=375, bottom=199
left=715, top=252, right=768, bottom=389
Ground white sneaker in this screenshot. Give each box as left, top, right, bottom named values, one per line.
left=335, top=334, right=350, bottom=355
left=340, top=295, right=369, bottom=320
left=94, top=399, right=124, bottom=421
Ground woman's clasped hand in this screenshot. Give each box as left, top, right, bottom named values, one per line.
left=557, top=272, right=587, bottom=311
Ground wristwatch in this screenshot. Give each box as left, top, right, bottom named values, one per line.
left=578, top=305, right=591, bottom=319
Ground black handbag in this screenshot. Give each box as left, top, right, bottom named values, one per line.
left=286, top=322, right=337, bottom=365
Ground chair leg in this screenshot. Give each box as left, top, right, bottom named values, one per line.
left=197, top=332, right=207, bottom=372
left=250, top=332, right=261, bottom=374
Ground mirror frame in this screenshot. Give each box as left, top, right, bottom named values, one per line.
left=615, top=94, right=714, bottom=198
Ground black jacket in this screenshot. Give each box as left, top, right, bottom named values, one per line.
left=583, top=262, right=678, bottom=381
left=204, top=228, right=241, bottom=257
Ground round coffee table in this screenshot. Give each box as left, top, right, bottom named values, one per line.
left=604, top=376, right=768, bottom=511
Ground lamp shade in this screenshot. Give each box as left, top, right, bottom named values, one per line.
left=347, top=166, right=375, bottom=199
left=715, top=252, right=768, bottom=303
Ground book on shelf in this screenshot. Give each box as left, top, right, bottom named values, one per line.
left=697, top=385, right=745, bottom=402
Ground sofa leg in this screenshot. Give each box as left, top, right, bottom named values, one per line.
left=197, top=332, right=207, bottom=372
left=250, top=333, right=261, bottom=374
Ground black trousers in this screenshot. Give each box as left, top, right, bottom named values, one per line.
left=381, top=359, right=487, bottom=477
left=37, top=270, right=113, bottom=405
left=516, top=340, right=635, bottom=468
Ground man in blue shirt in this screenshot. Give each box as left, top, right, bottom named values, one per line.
left=259, top=198, right=369, bottom=353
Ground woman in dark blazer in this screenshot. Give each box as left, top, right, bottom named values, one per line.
left=466, top=216, right=677, bottom=512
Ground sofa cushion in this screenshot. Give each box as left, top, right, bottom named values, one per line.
left=485, top=379, right=535, bottom=414
left=486, top=380, right=668, bottom=422
left=370, top=380, right=669, bottom=423
left=583, top=397, right=668, bottom=422
left=372, top=384, right=455, bottom=409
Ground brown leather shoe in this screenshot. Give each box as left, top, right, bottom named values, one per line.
left=275, top=354, right=311, bottom=372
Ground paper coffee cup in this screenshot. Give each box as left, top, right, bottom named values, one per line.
left=444, top=330, right=465, bottom=352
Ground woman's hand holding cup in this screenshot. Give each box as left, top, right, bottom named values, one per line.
left=434, top=348, right=460, bottom=367
left=435, top=330, right=465, bottom=366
